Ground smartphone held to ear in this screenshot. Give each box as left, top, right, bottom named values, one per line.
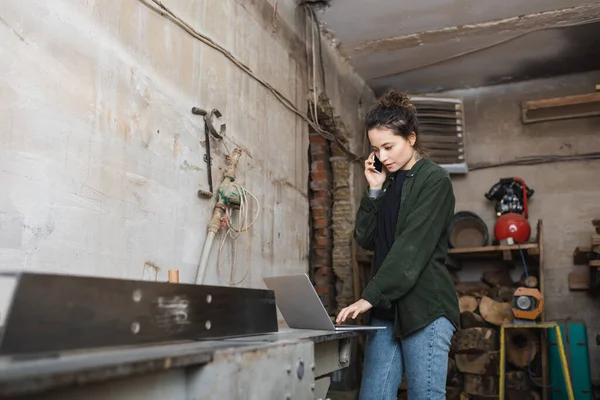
left=372, top=155, right=383, bottom=174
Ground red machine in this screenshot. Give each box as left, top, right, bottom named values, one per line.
left=485, top=177, right=534, bottom=244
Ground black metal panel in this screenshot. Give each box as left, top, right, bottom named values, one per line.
left=0, top=272, right=278, bottom=356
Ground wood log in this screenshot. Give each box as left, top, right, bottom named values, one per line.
left=506, top=329, right=539, bottom=368
left=447, top=357, right=462, bottom=387
left=525, top=276, right=538, bottom=288
left=456, top=282, right=491, bottom=296
left=479, top=296, right=514, bottom=326
left=464, top=374, right=498, bottom=396
left=517, top=274, right=538, bottom=288
left=446, top=386, right=462, bottom=400
left=460, top=311, right=489, bottom=329
left=452, top=327, right=498, bottom=354
left=505, top=370, right=531, bottom=391
left=488, top=286, right=514, bottom=303
left=455, top=351, right=500, bottom=375
left=569, top=271, right=589, bottom=291
left=507, top=390, right=540, bottom=400
left=459, top=295, right=479, bottom=313
left=482, top=269, right=513, bottom=287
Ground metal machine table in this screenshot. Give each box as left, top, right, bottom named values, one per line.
left=0, top=328, right=370, bottom=400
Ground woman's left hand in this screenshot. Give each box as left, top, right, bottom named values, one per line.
left=336, top=299, right=373, bottom=324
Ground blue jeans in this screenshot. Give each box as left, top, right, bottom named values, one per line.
left=359, top=316, right=455, bottom=400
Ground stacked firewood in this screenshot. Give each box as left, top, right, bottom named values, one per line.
left=446, top=268, right=543, bottom=400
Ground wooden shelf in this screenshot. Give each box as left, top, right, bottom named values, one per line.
left=447, top=242, right=540, bottom=263
left=446, top=219, right=548, bottom=400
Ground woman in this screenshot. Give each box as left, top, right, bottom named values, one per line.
left=336, top=89, right=460, bottom=399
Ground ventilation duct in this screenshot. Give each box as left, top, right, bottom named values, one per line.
left=411, top=96, right=467, bottom=174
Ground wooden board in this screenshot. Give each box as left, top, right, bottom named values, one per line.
left=479, top=296, right=513, bottom=326
left=452, top=328, right=498, bottom=354
left=522, top=92, right=600, bottom=124
left=455, top=352, right=500, bottom=375
left=0, top=272, right=279, bottom=356
left=523, top=92, right=600, bottom=110
left=569, top=270, right=590, bottom=291
left=448, top=243, right=539, bottom=261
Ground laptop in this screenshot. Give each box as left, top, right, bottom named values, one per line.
left=264, top=274, right=385, bottom=332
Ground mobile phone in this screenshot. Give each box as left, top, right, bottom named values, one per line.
left=372, top=154, right=383, bottom=174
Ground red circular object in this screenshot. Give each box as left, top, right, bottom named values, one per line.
left=494, top=213, right=531, bottom=243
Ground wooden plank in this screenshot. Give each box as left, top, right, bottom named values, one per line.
left=569, top=270, right=590, bottom=291
left=592, top=234, right=600, bottom=246
left=523, top=92, right=600, bottom=110
left=590, top=260, right=600, bottom=267
left=0, top=272, right=279, bottom=356
left=522, top=92, right=600, bottom=124
left=448, top=243, right=538, bottom=257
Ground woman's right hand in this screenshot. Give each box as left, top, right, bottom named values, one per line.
left=365, top=152, right=386, bottom=189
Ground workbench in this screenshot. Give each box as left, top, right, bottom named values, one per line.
left=0, top=328, right=369, bottom=400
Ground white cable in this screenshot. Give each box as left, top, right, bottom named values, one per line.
left=216, top=184, right=260, bottom=286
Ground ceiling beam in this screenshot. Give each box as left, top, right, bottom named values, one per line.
left=347, top=3, right=600, bottom=56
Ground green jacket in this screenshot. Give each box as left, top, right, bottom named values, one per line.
left=355, top=158, right=460, bottom=339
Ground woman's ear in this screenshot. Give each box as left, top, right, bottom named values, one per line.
left=409, top=132, right=417, bottom=147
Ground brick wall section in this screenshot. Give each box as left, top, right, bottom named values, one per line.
left=330, top=134, right=355, bottom=311
left=308, top=130, right=335, bottom=313
left=308, top=99, right=358, bottom=315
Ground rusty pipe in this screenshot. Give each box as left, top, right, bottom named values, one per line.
left=223, top=148, right=243, bottom=180
left=195, top=148, right=244, bottom=285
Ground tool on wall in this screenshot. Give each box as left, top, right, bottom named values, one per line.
left=485, top=177, right=535, bottom=244
left=191, top=107, right=227, bottom=199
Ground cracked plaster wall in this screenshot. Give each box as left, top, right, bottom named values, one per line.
left=0, top=0, right=373, bottom=323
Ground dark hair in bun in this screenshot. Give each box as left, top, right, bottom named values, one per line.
left=364, top=89, right=425, bottom=154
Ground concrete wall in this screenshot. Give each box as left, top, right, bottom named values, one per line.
left=445, top=70, right=600, bottom=378
left=0, top=0, right=371, bottom=314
